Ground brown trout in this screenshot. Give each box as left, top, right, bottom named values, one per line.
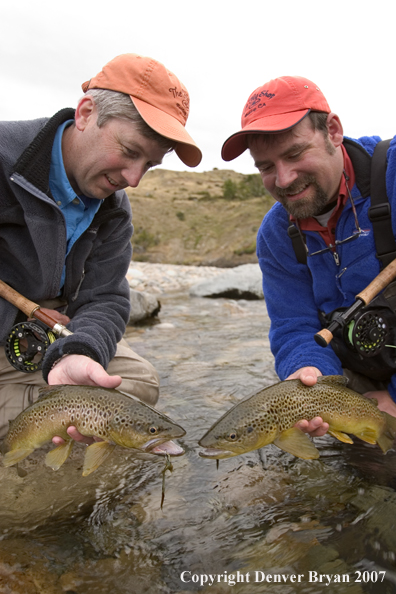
left=1, top=385, right=186, bottom=475
left=199, top=376, right=396, bottom=460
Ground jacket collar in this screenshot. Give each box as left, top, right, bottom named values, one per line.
left=13, top=108, right=76, bottom=196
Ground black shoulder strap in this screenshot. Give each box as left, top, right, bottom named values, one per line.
left=368, top=139, right=396, bottom=268
left=287, top=223, right=307, bottom=264
left=288, top=138, right=395, bottom=267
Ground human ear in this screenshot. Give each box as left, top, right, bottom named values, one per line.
left=326, top=113, right=344, bottom=148
left=74, top=95, right=96, bottom=132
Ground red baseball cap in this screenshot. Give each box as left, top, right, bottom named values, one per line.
left=82, top=54, right=202, bottom=167
left=222, top=76, right=331, bottom=161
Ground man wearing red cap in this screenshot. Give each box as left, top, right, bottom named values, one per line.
left=222, top=76, right=396, bottom=435
left=0, top=54, right=201, bottom=442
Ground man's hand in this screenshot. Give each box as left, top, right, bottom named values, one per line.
left=286, top=366, right=330, bottom=437
left=48, top=354, right=122, bottom=388
left=52, top=426, right=103, bottom=446
left=48, top=354, right=122, bottom=446
left=364, top=390, right=396, bottom=418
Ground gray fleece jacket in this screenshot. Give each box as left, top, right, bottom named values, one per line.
left=0, top=108, right=133, bottom=381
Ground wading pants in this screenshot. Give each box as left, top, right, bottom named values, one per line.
left=0, top=338, right=159, bottom=438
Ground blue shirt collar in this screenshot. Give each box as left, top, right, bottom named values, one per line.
left=49, top=119, right=78, bottom=206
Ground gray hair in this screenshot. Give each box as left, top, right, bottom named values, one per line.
left=86, top=88, right=174, bottom=152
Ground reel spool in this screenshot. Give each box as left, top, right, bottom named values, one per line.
left=5, top=321, right=56, bottom=373
left=345, top=311, right=389, bottom=357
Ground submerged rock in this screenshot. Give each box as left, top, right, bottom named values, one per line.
left=189, top=263, right=264, bottom=300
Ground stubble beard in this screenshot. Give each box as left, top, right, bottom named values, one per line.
left=275, top=174, right=330, bottom=219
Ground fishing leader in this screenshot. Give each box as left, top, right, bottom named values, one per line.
left=0, top=53, right=202, bottom=442
left=221, top=76, right=396, bottom=436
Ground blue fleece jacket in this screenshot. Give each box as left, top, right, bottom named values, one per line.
left=256, top=134, right=396, bottom=400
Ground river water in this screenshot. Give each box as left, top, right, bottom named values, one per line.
left=1, top=283, right=396, bottom=593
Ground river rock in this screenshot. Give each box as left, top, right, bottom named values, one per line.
left=128, top=289, right=161, bottom=324
left=189, top=263, right=264, bottom=300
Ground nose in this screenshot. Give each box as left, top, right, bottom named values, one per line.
left=274, top=161, right=298, bottom=189
left=122, top=163, right=147, bottom=188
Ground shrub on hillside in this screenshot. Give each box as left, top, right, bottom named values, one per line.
left=222, top=174, right=267, bottom=200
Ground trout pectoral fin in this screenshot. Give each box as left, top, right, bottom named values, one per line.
left=82, top=441, right=116, bottom=476
left=327, top=429, right=354, bottom=444
left=273, top=427, right=320, bottom=460
left=45, top=440, right=74, bottom=471
left=2, top=448, right=34, bottom=467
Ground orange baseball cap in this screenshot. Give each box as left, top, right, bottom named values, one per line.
left=222, top=76, right=331, bottom=161
left=82, top=53, right=202, bottom=167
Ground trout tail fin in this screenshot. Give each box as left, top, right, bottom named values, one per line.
left=377, top=412, right=396, bottom=453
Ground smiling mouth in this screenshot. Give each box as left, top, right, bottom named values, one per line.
left=282, top=184, right=311, bottom=201
left=105, top=174, right=120, bottom=188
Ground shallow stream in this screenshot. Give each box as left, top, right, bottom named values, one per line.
left=1, top=289, right=396, bottom=593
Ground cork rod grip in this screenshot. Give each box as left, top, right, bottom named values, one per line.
left=314, top=328, right=334, bottom=347
left=0, top=279, right=60, bottom=329
left=0, top=279, right=41, bottom=317
left=357, top=257, right=396, bottom=305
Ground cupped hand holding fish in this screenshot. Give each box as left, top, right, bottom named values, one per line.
left=285, top=366, right=330, bottom=437
left=48, top=354, right=122, bottom=446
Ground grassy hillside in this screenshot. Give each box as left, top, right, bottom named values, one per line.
left=126, top=169, right=275, bottom=267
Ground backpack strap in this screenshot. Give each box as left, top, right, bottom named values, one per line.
left=287, top=223, right=307, bottom=264
left=368, top=139, right=396, bottom=268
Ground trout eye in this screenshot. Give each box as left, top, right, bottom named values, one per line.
left=228, top=431, right=238, bottom=441
left=149, top=426, right=158, bottom=434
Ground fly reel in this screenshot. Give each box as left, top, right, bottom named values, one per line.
left=345, top=310, right=390, bottom=357
left=5, top=321, right=56, bottom=372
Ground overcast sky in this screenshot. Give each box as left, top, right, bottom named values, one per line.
left=1, top=0, right=393, bottom=175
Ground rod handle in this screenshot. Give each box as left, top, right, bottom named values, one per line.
left=0, top=279, right=40, bottom=318
left=314, top=328, right=334, bottom=347
left=0, top=279, right=68, bottom=332
left=357, top=257, right=396, bottom=305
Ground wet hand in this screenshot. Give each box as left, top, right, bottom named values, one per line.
left=295, top=417, right=330, bottom=437
left=52, top=426, right=103, bottom=446
left=286, top=366, right=322, bottom=385
left=286, top=366, right=329, bottom=437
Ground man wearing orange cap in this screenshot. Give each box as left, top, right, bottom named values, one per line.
left=0, top=54, right=201, bottom=442
left=222, top=76, right=396, bottom=435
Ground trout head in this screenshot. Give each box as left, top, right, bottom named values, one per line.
left=198, top=405, right=277, bottom=459
left=108, top=400, right=186, bottom=453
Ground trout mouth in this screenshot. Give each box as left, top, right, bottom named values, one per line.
left=199, top=447, right=237, bottom=459
left=143, top=438, right=185, bottom=457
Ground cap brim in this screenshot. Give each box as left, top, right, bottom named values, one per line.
left=131, top=96, right=202, bottom=167
left=221, top=110, right=310, bottom=161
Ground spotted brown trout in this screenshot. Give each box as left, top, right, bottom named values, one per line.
left=1, top=385, right=186, bottom=476
left=199, top=376, right=396, bottom=460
